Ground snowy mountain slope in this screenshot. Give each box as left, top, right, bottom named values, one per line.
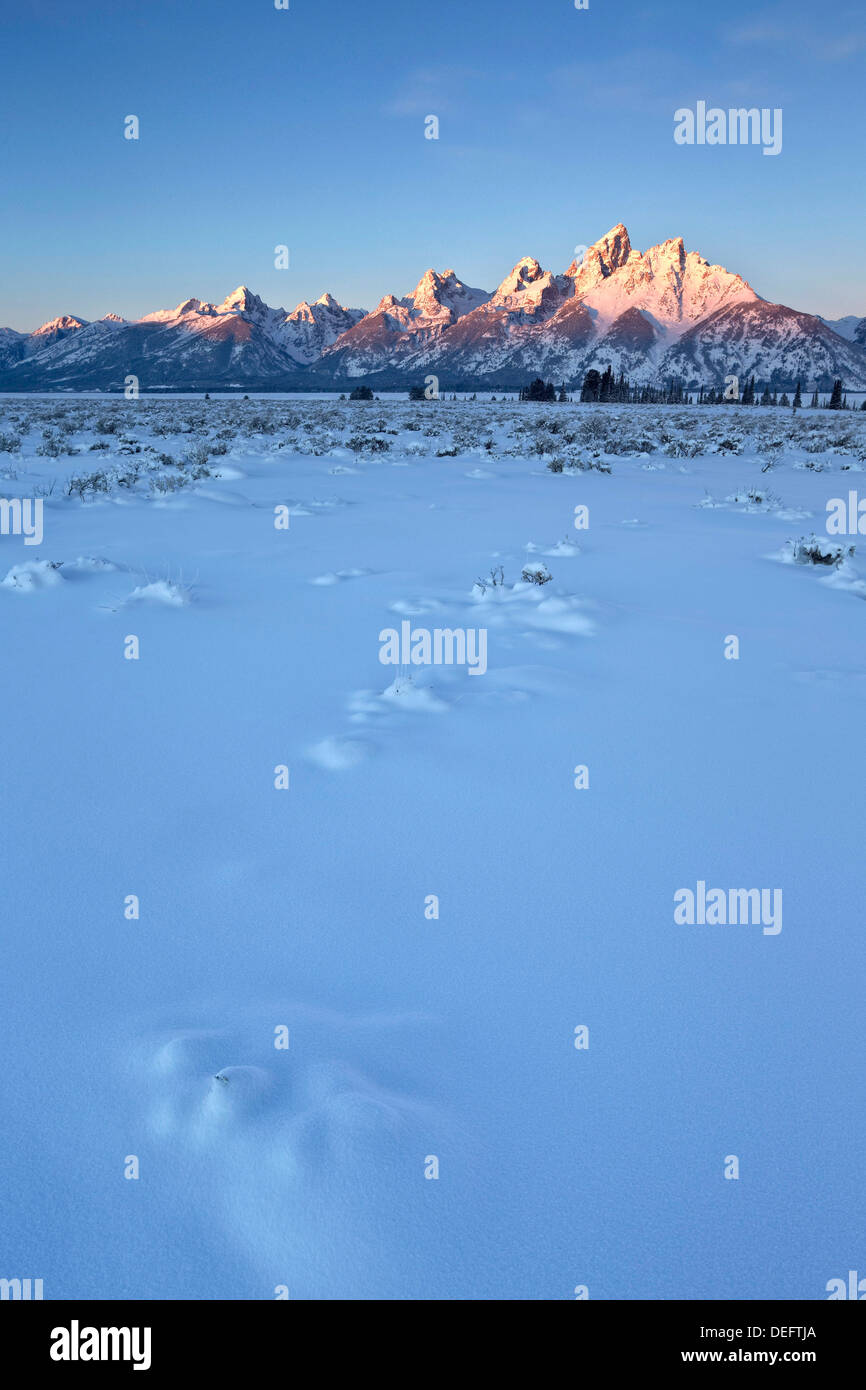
left=277, top=293, right=367, bottom=365
left=0, top=314, right=90, bottom=370
left=575, top=233, right=758, bottom=340
left=0, top=287, right=366, bottom=389
left=662, top=301, right=866, bottom=391
left=317, top=227, right=866, bottom=390
left=0, top=326, right=28, bottom=369
left=138, top=286, right=367, bottom=368
left=817, top=314, right=863, bottom=342
left=353, top=258, right=577, bottom=382
left=2, top=226, right=865, bottom=389
left=317, top=226, right=762, bottom=386
left=319, top=268, right=489, bottom=376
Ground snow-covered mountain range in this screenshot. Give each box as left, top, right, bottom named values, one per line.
left=2, top=225, right=865, bottom=391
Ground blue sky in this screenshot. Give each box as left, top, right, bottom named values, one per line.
left=1, top=0, right=864, bottom=330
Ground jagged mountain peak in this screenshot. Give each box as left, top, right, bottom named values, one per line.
left=175, top=297, right=207, bottom=316
left=33, top=314, right=87, bottom=336
left=568, top=230, right=759, bottom=341
left=409, top=267, right=489, bottom=321
left=217, top=285, right=271, bottom=315
left=494, top=256, right=547, bottom=298
left=288, top=292, right=349, bottom=319
left=566, top=224, right=634, bottom=286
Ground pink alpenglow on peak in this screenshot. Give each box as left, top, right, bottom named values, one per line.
left=487, top=257, right=571, bottom=319
left=32, top=315, right=88, bottom=336
left=2, top=223, right=865, bottom=389
left=408, top=268, right=490, bottom=324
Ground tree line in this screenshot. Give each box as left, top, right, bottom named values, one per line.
left=515, top=370, right=862, bottom=409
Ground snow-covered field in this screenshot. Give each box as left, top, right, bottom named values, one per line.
left=2, top=396, right=864, bottom=1300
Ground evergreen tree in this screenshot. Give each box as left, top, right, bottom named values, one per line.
left=779, top=392, right=790, bottom=408
left=793, top=381, right=802, bottom=410
left=810, top=387, right=819, bottom=408
left=581, top=369, right=601, bottom=403
left=522, top=377, right=557, bottom=402
left=828, top=379, right=843, bottom=409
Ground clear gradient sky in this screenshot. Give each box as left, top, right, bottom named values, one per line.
left=1, top=0, right=864, bottom=331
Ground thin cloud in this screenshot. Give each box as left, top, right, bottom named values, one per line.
left=383, top=66, right=493, bottom=118
left=726, top=8, right=865, bottom=61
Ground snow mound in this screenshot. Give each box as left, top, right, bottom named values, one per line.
left=126, top=579, right=191, bottom=606
left=309, top=568, right=371, bottom=586
left=61, top=555, right=119, bottom=573
left=2, top=560, right=64, bottom=592
left=306, top=736, right=372, bottom=771
left=472, top=581, right=595, bottom=637
left=380, top=675, right=450, bottom=711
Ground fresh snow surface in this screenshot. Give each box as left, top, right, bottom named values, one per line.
left=2, top=396, right=865, bottom=1300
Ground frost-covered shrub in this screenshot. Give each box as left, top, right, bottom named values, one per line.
left=246, top=414, right=277, bottom=434
left=183, top=441, right=212, bottom=469
left=521, top=563, right=552, bottom=585
left=473, top=565, right=505, bottom=596
left=789, top=535, right=854, bottom=566
left=115, top=462, right=145, bottom=489
left=569, top=455, right=612, bottom=473
left=150, top=475, right=181, bottom=493
left=37, top=430, right=72, bottom=457
left=348, top=433, right=391, bottom=453
left=662, top=437, right=702, bottom=458
left=66, top=469, right=113, bottom=499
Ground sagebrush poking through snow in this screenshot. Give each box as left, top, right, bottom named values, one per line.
left=521, top=563, right=552, bottom=585
left=787, top=535, right=855, bottom=567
